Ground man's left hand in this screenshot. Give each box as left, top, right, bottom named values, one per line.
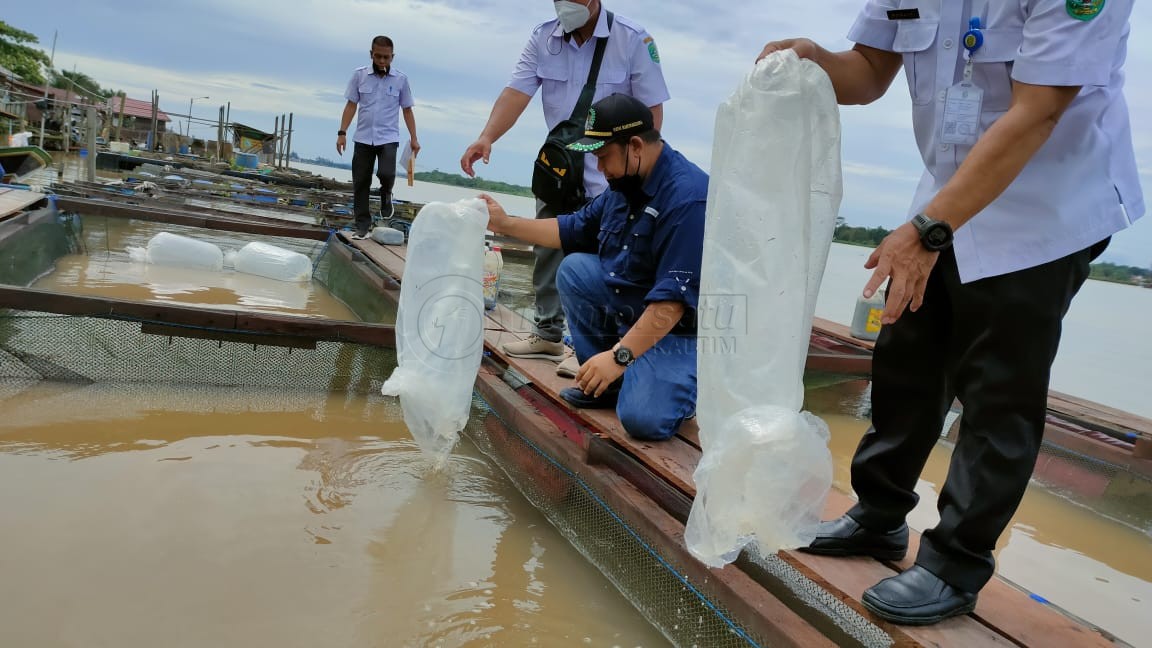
left=410, top=138, right=421, bottom=155
left=863, top=222, right=939, bottom=325
left=575, top=351, right=625, bottom=397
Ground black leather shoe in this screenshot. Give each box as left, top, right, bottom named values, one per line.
left=862, top=565, right=978, bottom=625
left=798, top=514, right=908, bottom=560
left=560, top=384, right=619, bottom=409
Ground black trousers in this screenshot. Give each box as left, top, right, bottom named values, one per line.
left=848, top=240, right=1104, bottom=593
left=351, top=141, right=398, bottom=234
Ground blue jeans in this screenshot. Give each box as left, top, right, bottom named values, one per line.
left=557, top=253, right=697, bottom=441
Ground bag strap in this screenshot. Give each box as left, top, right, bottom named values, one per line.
left=568, top=11, right=614, bottom=123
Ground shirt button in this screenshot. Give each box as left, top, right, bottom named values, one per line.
left=615, top=289, right=620, bottom=294
left=610, top=272, right=615, bottom=277
left=942, top=38, right=954, bottom=49
left=939, top=90, right=947, bottom=102
left=629, top=215, right=635, bottom=220
left=623, top=245, right=629, bottom=250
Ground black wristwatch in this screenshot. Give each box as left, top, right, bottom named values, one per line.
left=337, top=130, right=347, bottom=136
left=911, top=213, right=954, bottom=251
left=613, top=345, right=635, bottom=367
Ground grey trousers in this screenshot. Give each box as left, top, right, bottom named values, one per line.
left=532, top=200, right=565, bottom=342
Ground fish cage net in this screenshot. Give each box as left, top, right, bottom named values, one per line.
left=0, top=310, right=395, bottom=393
left=468, top=387, right=895, bottom=648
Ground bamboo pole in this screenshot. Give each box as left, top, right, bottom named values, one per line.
left=149, top=90, right=159, bottom=152
left=85, top=107, right=97, bottom=182
left=115, top=94, right=126, bottom=142
left=216, top=105, right=224, bottom=162
left=285, top=113, right=294, bottom=169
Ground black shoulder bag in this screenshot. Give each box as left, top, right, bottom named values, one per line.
left=531, top=12, right=613, bottom=213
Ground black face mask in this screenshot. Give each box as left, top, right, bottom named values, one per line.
left=606, top=146, right=647, bottom=204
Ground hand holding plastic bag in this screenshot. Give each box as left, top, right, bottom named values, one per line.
left=381, top=198, right=488, bottom=467
left=685, top=50, right=842, bottom=567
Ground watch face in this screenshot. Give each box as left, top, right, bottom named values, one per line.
left=614, top=347, right=633, bottom=365
left=927, top=227, right=949, bottom=245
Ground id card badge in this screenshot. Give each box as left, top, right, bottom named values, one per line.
left=941, top=81, right=983, bottom=145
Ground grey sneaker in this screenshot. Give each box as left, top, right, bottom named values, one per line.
left=502, top=334, right=565, bottom=361
left=556, top=348, right=579, bottom=378
left=349, top=230, right=370, bottom=240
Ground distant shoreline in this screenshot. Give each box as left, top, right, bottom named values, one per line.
left=295, top=157, right=534, bottom=198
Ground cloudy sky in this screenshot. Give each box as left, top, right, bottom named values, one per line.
left=7, top=0, right=1151, bottom=265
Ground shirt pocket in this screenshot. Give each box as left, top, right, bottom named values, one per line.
left=892, top=20, right=939, bottom=105
left=595, top=64, right=629, bottom=100
left=970, top=28, right=1022, bottom=113
left=623, top=215, right=656, bottom=279
left=538, top=61, right=570, bottom=115
left=357, top=81, right=377, bottom=106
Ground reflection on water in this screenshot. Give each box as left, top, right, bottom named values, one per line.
left=808, top=379, right=1151, bottom=647
left=30, top=215, right=357, bottom=320
left=0, top=380, right=668, bottom=647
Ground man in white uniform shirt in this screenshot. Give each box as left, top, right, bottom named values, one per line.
left=461, top=0, right=669, bottom=377
left=758, top=0, right=1141, bottom=625
left=337, top=35, right=420, bottom=239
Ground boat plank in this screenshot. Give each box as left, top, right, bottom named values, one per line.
left=0, top=187, right=46, bottom=220
left=474, top=366, right=835, bottom=648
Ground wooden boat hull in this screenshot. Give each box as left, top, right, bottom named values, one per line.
left=0, top=146, right=52, bottom=182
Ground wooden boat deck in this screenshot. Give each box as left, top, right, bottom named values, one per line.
left=0, top=187, right=46, bottom=222
left=343, top=233, right=1120, bottom=647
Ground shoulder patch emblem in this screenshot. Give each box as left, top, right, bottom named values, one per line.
left=1066, top=0, right=1105, bottom=20
left=647, top=40, right=660, bottom=64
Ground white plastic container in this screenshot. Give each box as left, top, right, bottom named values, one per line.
left=143, top=232, right=224, bottom=271
left=850, top=289, right=885, bottom=341
left=483, top=243, right=504, bottom=310
left=233, top=241, right=312, bottom=282
left=371, top=226, right=405, bottom=246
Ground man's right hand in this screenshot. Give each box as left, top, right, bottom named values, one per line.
left=479, top=194, right=508, bottom=233
left=461, top=138, right=493, bottom=177
left=336, top=134, right=347, bottom=156
left=757, top=38, right=821, bottom=63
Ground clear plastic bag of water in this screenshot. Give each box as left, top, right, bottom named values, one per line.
left=685, top=50, right=842, bottom=567
left=381, top=198, right=488, bottom=467
left=129, top=232, right=223, bottom=272
left=233, top=241, right=312, bottom=282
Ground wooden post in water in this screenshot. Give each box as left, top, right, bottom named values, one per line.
left=63, top=78, right=74, bottom=154
left=216, top=106, right=224, bottom=162
left=85, top=107, right=97, bottom=182
left=285, top=113, right=294, bottom=169
left=149, top=90, right=159, bottom=152
left=272, top=115, right=279, bottom=168
left=115, top=94, right=126, bottom=142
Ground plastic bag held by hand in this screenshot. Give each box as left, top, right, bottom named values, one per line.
left=381, top=198, right=488, bottom=467
left=685, top=50, right=841, bottom=567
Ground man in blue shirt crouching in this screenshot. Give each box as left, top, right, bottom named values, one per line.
left=482, top=93, right=706, bottom=441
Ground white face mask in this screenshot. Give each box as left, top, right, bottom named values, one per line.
left=554, top=1, right=591, bottom=33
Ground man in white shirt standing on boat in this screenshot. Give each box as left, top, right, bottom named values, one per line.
left=460, top=0, right=669, bottom=379
left=337, top=35, right=420, bottom=240
left=758, top=0, right=1141, bottom=626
